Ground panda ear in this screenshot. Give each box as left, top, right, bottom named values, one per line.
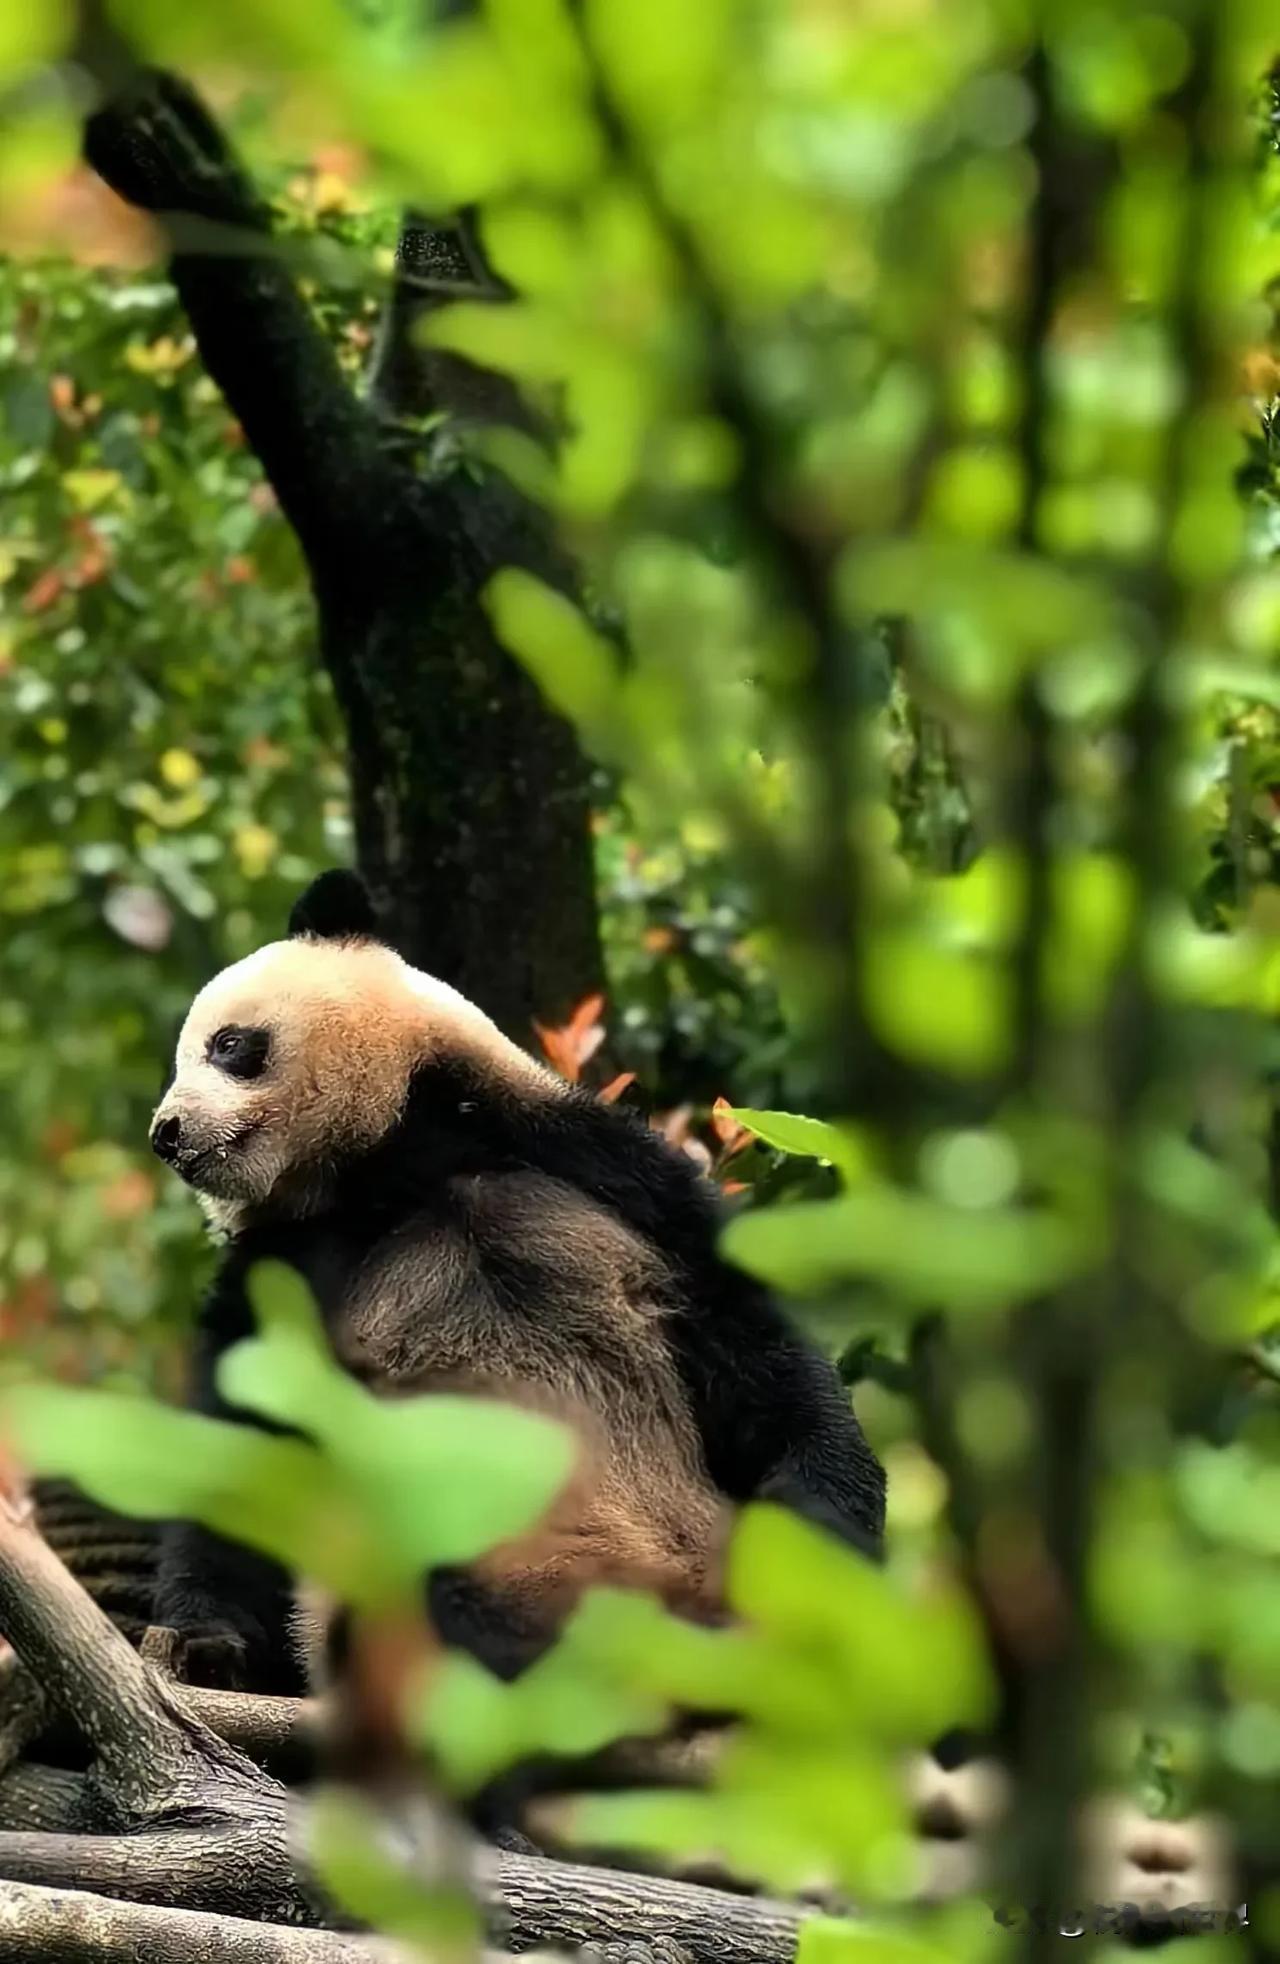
left=288, top=870, right=379, bottom=943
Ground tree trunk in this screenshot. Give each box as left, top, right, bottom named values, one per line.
left=77, top=46, right=602, bottom=1037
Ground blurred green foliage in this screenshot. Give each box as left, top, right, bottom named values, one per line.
left=3, top=0, right=1280, bottom=1955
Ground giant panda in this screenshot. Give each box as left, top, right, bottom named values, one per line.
left=148, top=869, right=886, bottom=1696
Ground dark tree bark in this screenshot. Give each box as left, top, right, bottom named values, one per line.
left=76, top=50, right=602, bottom=1037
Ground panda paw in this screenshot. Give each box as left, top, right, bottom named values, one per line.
left=169, top=1623, right=252, bottom=1691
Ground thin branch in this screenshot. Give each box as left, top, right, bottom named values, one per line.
left=75, top=46, right=405, bottom=577
left=999, top=35, right=1102, bottom=1960
left=368, top=207, right=537, bottom=434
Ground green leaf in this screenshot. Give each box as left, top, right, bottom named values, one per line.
left=799, top=1917, right=958, bottom=1964
left=227, top=1260, right=368, bottom=1436
left=61, top=468, right=124, bottom=513
left=550, top=1584, right=842, bottom=1737
left=1178, top=656, right=1280, bottom=711
left=566, top=1738, right=912, bottom=1897
left=728, top=1507, right=994, bottom=1743
left=418, top=1625, right=664, bottom=1794
left=306, top=1785, right=477, bottom=1957
left=363, top=1395, right=578, bottom=1574
left=723, top=1186, right=1088, bottom=1308
left=724, top=1108, right=867, bottom=1183
left=0, top=1379, right=377, bottom=1599
left=484, top=569, right=621, bottom=754
left=713, top=1735, right=912, bottom=1895
left=223, top=1261, right=580, bottom=1579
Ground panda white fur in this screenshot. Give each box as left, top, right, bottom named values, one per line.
left=149, top=870, right=886, bottom=1694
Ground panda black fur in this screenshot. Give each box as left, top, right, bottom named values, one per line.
left=150, top=870, right=886, bottom=1694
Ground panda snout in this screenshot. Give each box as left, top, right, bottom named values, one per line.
left=150, top=1115, right=184, bottom=1165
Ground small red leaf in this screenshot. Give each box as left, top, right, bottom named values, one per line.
left=710, top=1096, right=753, bottom=1158
left=534, top=992, right=609, bottom=1083
left=21, top=567, right=64, bottom=614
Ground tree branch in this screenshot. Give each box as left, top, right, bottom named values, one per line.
left=368, top=207, right=537, bottom=435
left=0, top=1502, right=317, bottom=1921
left=0, top=1766, right=90, bottom=1836
left=485, top=1849, right=803, bottom=1964
left=0, top=1878, right=413, bottom=1963
left=0, top=1824, right=290, bottom=1907
left=0, top=1662, right=46, bottom=1783
left=76, top=52, right=403, bottom=578
left=0, top=1497, right=203, bottom=1799
left=0, top=1824, right=807, bottom=1961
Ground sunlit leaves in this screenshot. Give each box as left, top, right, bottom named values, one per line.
left=519, top=1509, right=991, bottom=1895
left=568, top=1736, right=913, bottom=1899
left=418, top=1622, right=665, bottom=1795
left=226, top=1262, right=578, bottom=1578
left=5, top=0, right=1280, bottom=1919
left=726, top=1507, right=994, bottom=1743
left=0, top=1378, right=373, bottom=1595
left=485, top=570, right=621, bottom=750
left=723, top=1182, right=1089, bottom=1309
left=413, top=1504, right=993, bottom=1894
left=839, top=541, right=1123, bottom=696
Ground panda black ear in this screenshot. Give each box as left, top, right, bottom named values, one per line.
left=288, top=869, right=379, bottom=943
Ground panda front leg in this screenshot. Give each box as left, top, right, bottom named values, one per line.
left=674, top=1280, right=888, bottom=1561
left=155, top=1517, right=305, bottom=1693
left=154, top=1254, right=309, bottom=1692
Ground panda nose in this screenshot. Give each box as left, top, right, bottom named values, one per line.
left=151, top=1115, right=183, bottom=1164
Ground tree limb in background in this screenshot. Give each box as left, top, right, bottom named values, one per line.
left=71, top=22, right=602, bottom=1031
left=369, top=207, right=540, bottom=438
left=79, top=65, right=399, bottom=578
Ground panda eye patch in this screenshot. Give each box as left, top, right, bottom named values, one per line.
left=207, top=1025, right=270, bottom=1080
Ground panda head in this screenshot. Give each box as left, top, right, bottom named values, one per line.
left=149, top=870, right=556, bottom=1228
